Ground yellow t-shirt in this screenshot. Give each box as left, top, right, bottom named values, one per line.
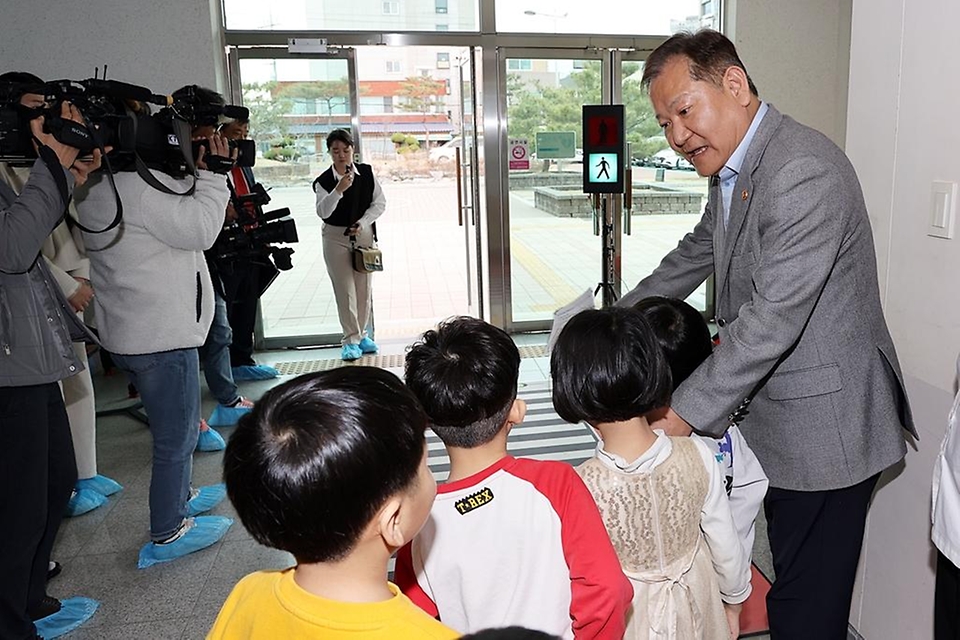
left=207, top=569, right=459, bottom=639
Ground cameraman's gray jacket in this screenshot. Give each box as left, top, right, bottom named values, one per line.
left=0, top=160, right=95, bottom=387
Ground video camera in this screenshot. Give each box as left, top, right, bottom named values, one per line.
left=214, top=182, right=299, bottom=272
left=0, top=79, right=255, bottom=178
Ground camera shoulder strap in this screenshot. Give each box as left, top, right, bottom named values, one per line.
left=128, top=108, right=196, bottom=197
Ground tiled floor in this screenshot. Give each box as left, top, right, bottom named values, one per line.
left=49, top=335, right=781, bottom=639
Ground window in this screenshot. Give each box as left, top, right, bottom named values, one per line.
left=436, top=23, right=449, bottom=31
left=435, top=0, right=448, bottom=13
left=436, top=52, right=451, bottom=69
left=386, top=60, right=402, bottom=73
left=702, top=0, right=715, bottom=16
left=382, top=1, right=400, bottom=15
left=507, top=59, right=532, bottom=71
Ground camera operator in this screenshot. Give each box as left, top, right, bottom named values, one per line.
left=0, top=100, right=102, bottom=640
left=0, top=72, right=124, bottom=521
left=74, top=86, right=234, bottom=569
left=218, top=116, right=280, bottom=382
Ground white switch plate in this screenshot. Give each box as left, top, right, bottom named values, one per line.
left=930, top=181, right=957, bottom=239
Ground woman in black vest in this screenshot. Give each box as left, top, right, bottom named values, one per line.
left=313, top=129, right=386, bottom=361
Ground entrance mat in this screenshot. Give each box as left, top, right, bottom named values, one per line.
left=740, top=564, right=772, bottom=636
left=272, top=344, right=548, bottom=376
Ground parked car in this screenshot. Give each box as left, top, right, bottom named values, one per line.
left=429, top=136, right=462, bottom=163
left=676, top=156, right=696, bottom=171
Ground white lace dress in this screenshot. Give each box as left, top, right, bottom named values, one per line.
left=577, top=433, right=751, bottom=640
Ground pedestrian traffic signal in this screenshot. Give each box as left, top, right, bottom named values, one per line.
left=582, top=105, right=624, bottom=194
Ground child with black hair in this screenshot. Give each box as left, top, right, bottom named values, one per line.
left=551, top=307, right=751, bottom=640
left=209, top=367, right=457, bottom=639
left=633, top=296, right=769, bottom=564
left=396, top=316, right=632, bottom=639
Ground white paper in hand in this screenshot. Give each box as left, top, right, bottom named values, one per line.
left=547, top=288, right=597, bottom=355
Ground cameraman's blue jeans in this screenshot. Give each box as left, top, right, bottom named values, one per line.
left=112, top=349, right=200, bottom=541
left=198, top=293, right=240, bottom=407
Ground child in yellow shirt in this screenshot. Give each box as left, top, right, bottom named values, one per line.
left=208, top=367, right=458, bottom=639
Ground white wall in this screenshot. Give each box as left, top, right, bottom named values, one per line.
left=846, top=0, right=960, bottom=636
left=726, top=0, right=852, bottom=148
left=0, top=0, right=227, bottom=95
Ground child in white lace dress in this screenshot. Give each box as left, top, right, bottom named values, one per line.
left=551, top=307, right=751, bottom=640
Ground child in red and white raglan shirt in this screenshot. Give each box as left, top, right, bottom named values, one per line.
left=396, top=317, right=633, bottom=639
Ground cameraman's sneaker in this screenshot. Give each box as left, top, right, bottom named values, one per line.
left=196, top=419, right=226, bottom=452
left=76, top=474, right=123, bottom=497
left=32, top=596, right=99, bottom=639
left=137, top=516, right=233, bottom=569
left=64, top=488, right=107, bottom=517
left=187, top=483, right=227, bottom=516
left=341, top=344, right=362, bottom=361
left=358, top=337, right=379, bottom=354
left=232, top=364, right=280, bottom=381
left=208, top=397, right=254, bottom=428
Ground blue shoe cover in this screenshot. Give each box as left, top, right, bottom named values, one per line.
left=196, top=428, right=226, bottom=452
left=231, top=364, right=280, bottom=381
left=341, top=344, right=362, bottom=361
left=76, top=474, right=123, bottom=497
left=65, top=488, right=107, bottom=517
left=208, top=403, right=252, bottom=428
left=137, top=516, right=233, bottom=569
left=187, top=483, right=227, bottom=517
left=34, top=596, right=99, bottom=639
left=358, top=337, right=379, bottom=354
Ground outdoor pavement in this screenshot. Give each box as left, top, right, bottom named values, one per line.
left=260, top=166, right=708, bottom=341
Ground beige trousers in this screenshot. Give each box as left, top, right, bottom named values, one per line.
left=321, top=223, right=374, bottom=345
left=59, top=340, right=97, bottom=480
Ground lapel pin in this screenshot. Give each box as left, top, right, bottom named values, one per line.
left=741, top=189, right=749, bottom=201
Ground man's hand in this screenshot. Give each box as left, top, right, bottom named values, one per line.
left=29, top=101, right=84, bottom=170
left=225, top=202, right=238, bottom=224
left=345, top=223, right=360, bottom=237
left=196, top=133, right=236, bottom=172
left=723, top=602, right=742, bottom=640
left=658, top=407, right=693, bottom=437
left=67, top=277, right=94, bottom=312
left=69, top=148, right=104, bottom=187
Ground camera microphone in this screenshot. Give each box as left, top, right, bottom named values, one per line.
left=82, top=79, right=170, bottom=106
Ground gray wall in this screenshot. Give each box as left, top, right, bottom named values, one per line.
left=0, top=0, right=226, bottom=94
left=846, top=0, right=960, bottom=636
left=725, top=0, right=853, bottom=148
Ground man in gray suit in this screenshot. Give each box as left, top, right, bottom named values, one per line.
left=619, top=30, right=915, bottom=638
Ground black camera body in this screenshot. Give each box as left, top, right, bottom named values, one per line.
left=0, top=79, right=254, bottom=178
left=214, top=182, right=299, bottom=273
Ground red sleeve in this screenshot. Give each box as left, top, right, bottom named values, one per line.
left=394, top=542, right=439, bottom=618
left=512, top=460, right=633, bottom=639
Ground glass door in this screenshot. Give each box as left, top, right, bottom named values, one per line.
left=231, top=48, right=359, bottom=348
left=497, top=48, right=606, bottom=330
left=232, top=43, right=485, bottom=348
left=618, top=52, right=713, bottom=315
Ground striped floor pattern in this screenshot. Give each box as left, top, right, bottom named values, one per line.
left=425, top=380, right=597, bottom=481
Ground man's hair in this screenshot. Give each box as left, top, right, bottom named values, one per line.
left=633, top=296, right=713, bottom=390
left=551, top=307, right=672, bottom=425
left=326, top=128, right=354, bottom=149
left=0, top=71, right=44, bottom=86
left=173, top=85, right=225, bottom=127
left=405, top=316, right=520, bottom=448
left=641, top=29, right=759, bottom=97
left=223, top=367, right=427, bottom=563
left=461, top=628, right=560, bottom=640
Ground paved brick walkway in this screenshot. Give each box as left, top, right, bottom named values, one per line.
left=259, top=172, right=707, bottom=341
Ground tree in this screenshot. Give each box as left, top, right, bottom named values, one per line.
left=276, top=79, right=351, bottom=129
left=397, top=76, right=448, bottom=148
left=241, top=81, right=292, bottom=145
left=506, top=61, right=667, bottom=162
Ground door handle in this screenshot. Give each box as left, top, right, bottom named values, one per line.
left=456, top=146, right=464, bottom=227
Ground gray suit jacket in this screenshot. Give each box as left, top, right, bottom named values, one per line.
left=620, top=104, right=915, bottom=491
